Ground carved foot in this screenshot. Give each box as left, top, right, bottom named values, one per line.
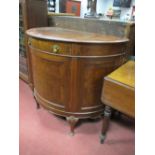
left=100, top=106, right=111, bottom=144
left=66, top=116, right=79, bottom=136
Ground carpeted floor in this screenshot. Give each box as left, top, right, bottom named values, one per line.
left=19, top=80, right=135, bottom=155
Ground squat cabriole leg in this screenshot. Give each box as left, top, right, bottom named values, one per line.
left=66, top=116, right=79, bottom=136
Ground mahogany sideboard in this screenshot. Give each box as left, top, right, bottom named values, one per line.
left=26, top=27, right=128, bottom=135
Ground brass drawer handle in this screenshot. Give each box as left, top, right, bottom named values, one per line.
left=52, top=45, right=60, bottom=53
left=28, top=39, right=31, bottom=46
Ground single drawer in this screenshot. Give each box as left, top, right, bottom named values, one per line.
left=28, top=38, right=72, bottom=55
left=72, top=42, right=127, bottom=56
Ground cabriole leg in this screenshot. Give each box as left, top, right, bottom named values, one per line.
left=66, top=116, right=79, bottom=136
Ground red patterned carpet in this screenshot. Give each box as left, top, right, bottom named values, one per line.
left=19, top=80, right=135, bottom=155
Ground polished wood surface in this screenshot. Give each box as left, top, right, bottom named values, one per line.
left=27, top=27, right=128, bottom=134
left=107, top=60, right=135, bottom=87
left=28, top=37, right=127, bottom=56
left=101, top=60, right=135, bottom=117
left=27, top=27, right=128, bottom=43
left=48, top=16, right=135, bottom=56
left=100, top=60, right=135, bottom=143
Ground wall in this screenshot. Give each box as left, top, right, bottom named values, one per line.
left=55, top=0, right=135, bottom=19
left=55, top=0, right=59, bottom=13
left=82, top=0, right=135, bottom=19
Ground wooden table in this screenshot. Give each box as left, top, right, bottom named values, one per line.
left=100, top=60, right=135, bottom=143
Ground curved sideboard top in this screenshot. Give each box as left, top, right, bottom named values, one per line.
left=26, top=27, right=129, bottom=44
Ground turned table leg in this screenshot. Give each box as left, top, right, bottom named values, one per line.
left=66, top=116, right=79, bottom=136
left=100, top=106, right=112, bottom=144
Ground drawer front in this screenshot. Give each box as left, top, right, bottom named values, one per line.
left=28, top=38, right=72, bottom=55
left=72, top=42, right=127, bottom=56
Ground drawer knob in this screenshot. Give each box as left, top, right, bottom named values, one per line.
left=28, top=39, right=31, bottom=46
left=52, top=45, right=60, bottom=53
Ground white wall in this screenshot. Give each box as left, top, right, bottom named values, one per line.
left=95, top=0, right=135, bottom=19
left=55, top=0, right=59, bottom=13
left=55, top=0, right=135, bottom=19
left=97, top=0, right=112, bottom=15
left=80, top=0, right=87, bottom=17
left=80, top=0, right=135, bottom=19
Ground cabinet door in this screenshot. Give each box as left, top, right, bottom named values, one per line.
left=77, top=56, right=124, bottom=112
left=66, top=0, right=81, bottom=16
left=31, top=48, right=71, bottom=109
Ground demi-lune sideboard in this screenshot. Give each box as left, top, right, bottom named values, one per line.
left=26, top=27, right=128, bottom=135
